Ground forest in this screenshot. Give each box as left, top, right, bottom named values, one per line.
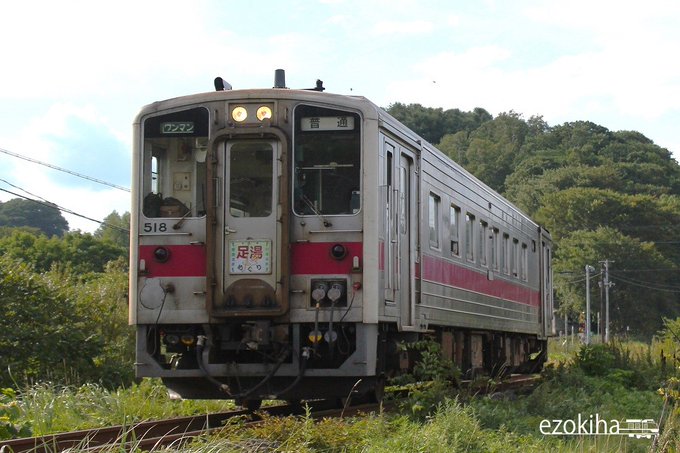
left=1, top=103, right=680, bottom=389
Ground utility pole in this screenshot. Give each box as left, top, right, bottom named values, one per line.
left=585, top=265, right=595, bottom=344
left=599, top=269, right=604, bottom=342
left=600, top=260, right=614, bottom=343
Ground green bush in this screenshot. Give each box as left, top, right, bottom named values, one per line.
left=0, top=257, right=102, bottom=387
left=0, top=254, right=134, bottom=389
left=0, top=388, right=31, bottom=440
left=392, top=338, right=461, bottom=420
left=574, top=344, right=616, bottom=376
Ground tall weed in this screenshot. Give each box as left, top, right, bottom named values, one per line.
left=12, top=379, right=234, bottom=436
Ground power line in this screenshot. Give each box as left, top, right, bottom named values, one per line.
left=0, top=186, right=129, bottom=233
left=613, top=268, right=680, bottom=273
left=610, top=271, right=680, bottom=291
left=560, top=271, right=602, bottom=284
left=611, top=274, right=680, bottom=294
left=0, top=147, right=130, bottom=192
left=2, top=178, right=56, bottom=207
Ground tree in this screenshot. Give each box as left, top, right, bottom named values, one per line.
left=554, top=228, right=679, bottom=337
left=0, top=229, right=127, bottom=274
left=94, top=211, right=130, bottom=250
left=506, top=165, right=624, bottom=216
left=0, top=256, right=102, bottom=387
left=62, top=258, right=134, bottom=387
left=0, top=255, right=133, bottom=388
left=386, top=103, right=491, bottom=145
left=437, top=131, right=470, bottom=164
left=0, top=198, right=68, bottom=236
left=462, top=112, right=530, bottom=192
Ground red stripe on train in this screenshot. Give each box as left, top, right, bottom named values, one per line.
left=421, top=254, right=540, bottom=307
left=290, top=242, right=363, bottom=275
left=139, top=245, right=206, bottom=277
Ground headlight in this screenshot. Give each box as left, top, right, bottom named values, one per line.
left=231, top=106, right=248, bottom=122
left=256, top=106, right=272, bottom=121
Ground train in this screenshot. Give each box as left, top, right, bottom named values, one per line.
left=129, top=70, right=554, bottom=406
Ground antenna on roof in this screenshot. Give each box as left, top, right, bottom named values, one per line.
left=307, top=79, right=325, bottom=92
left=214, top=77, right=232, bottom=91
left=274, top=69, right=287, bottom=88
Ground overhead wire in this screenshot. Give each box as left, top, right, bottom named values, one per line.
left=0, top=185, right=129, bottom=233
left=610, top=274, right=680, bottom=294
left=0, top=147, right=130, bottom=232
left=2, top=178, right=63, bottom=207
left=610, top=271, right=680, bottom=291
left=559, top=266, right=680, bottom=293
left=0, top=147, right=130, bottom=192
left=560, top=271, right=602, bottom=284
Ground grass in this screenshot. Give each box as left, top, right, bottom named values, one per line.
left=10, top=379, right=235, bottom=436
left=3, top=338, right=679, bottom=452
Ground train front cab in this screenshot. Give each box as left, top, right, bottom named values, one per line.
left=130, top=94, right=382, bottom=401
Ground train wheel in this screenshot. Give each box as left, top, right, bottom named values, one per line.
left=236, top=399, right=262, bottom=411
left=286, top=399, right=304, bottom=413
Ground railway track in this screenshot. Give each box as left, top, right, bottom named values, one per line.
left=0, top=375, right=540, bottom=452
left=0, top=403, right=309, bottom=453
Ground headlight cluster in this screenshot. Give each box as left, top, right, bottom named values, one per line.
left=310, top=279, right=348, bottom=307
left=230, top=104, right=273, bottom=123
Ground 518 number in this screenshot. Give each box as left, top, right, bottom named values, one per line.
left=143, top=222, right=168, bottom=233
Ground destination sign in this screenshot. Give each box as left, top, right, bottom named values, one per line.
left=301, top=116, right=355, bottom=131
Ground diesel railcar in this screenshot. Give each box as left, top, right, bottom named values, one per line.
left=130, top=70, right=554, bottom=405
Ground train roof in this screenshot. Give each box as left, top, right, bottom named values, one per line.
left=135, top=87, right=380, bottom=121
left=136, top=86, right=544, bottom=234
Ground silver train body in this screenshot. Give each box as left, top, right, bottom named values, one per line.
left=130, top=77, right=554, bottom=401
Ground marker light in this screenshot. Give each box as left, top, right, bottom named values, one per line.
left=256, top=106, right=272, bottom=121
left=231, top=106, right=248, bottom=122
left=181, top=334, right=195, bottom=346
left=330, top=243, right=347, bottom=260
left=153, top=247, right=171, bottom=263
left=308, top=330, right=323, bottom=344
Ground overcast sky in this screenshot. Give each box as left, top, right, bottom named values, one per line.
left=1, top=0, right=679, bottom=232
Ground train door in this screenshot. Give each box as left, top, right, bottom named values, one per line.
left=383, top=139, right=416, bottom=330
left=219, top=139, right=282, bottom=315
left=397, top=153, right=415, bottom=329
left=396, top=151, right=417, bottom=330
left=384, top=143, right=396, bottom=303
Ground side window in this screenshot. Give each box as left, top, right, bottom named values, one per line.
left=491, top=227, right=500, bottom=270
left=479, top=220, right=488, bottom=267
left=449, top=204, right=460, bottom=256
left=465, top=213, right=475, bottom=261
left=501, top=233, right=512, bottom=274
left=521, top=243, right=528, bottom=280
left=512, top=238, right=519, bottom=277
left=428, top=193, right=440, bottom=248
left=502, top=233, right=510, bottom=274
left=142, top=107, right=209, bottom=218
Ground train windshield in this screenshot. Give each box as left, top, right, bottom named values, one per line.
left=293, top=105, right=361, bottom=216
left=141, top=107, right=209, bottom=218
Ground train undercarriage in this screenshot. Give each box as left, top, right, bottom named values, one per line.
left=138, top=321, right=547, bottom=403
